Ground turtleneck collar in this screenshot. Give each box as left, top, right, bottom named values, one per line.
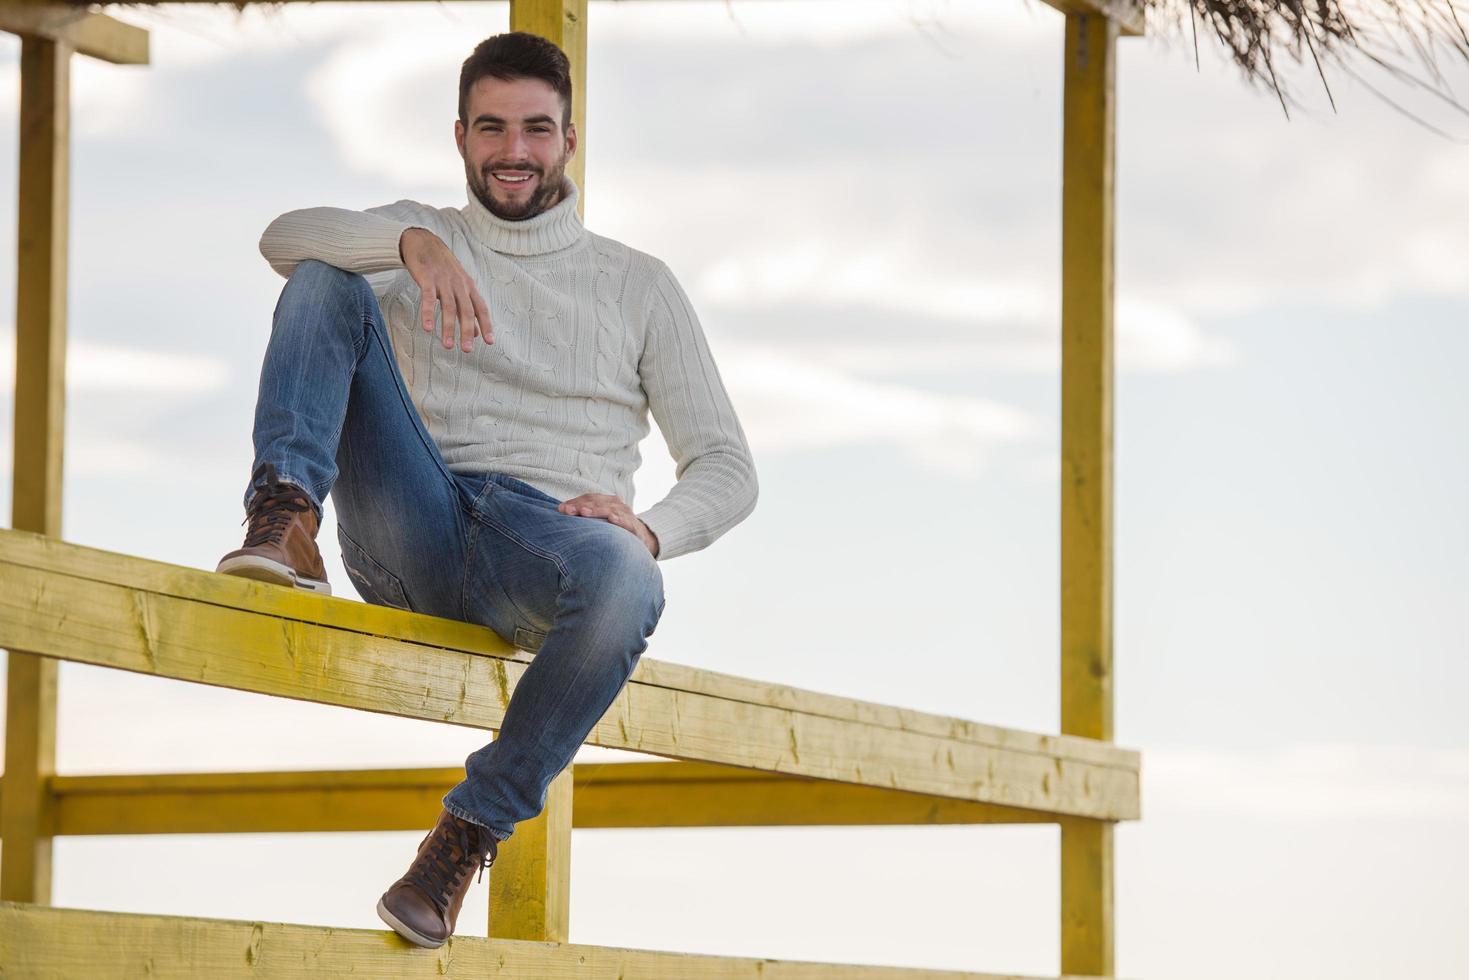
left=460, top=176, right=586, bottom=256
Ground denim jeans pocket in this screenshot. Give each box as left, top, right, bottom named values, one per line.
left=338, top=526, right=413, bottom=612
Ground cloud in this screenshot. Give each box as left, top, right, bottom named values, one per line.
left=304, top=24, right=469, bottom=191
left=0, top=329, right=231, bottom=394
left=718, top=342, right=1044, bottom=474
left=1146, top=743, right=1469, bottom=820
left=696, top=243, right=1237, bottom=374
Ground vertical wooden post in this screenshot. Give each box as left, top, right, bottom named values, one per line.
left=509, top=0, right=588, bottom=214
left=1060, top=12, right=1117, bottom=977
left=486, top=0, right=584, bottom=937
left=487, top=768, right=573, bottom=941
left=2, top=36, right=70, bottom=905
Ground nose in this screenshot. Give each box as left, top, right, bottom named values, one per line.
left=503, top=129, right=529, bottom=162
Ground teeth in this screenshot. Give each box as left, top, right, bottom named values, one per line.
left=494, top=174, right=531, bottom=182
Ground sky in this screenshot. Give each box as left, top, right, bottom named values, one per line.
left=0, top=1, right=1467, bottom=976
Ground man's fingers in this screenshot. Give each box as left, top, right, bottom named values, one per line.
left=440, top=293, right=460, bottom=350
left=454, top=287, right=478, bottom=352
left=420, top=285, right=438, bottom=333
left=470, top=288, right=494, bottom=345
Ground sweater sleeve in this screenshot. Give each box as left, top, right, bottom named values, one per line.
left=634, top=262, right=759, bottom=561
left=258, top=200, right=449, bottom=279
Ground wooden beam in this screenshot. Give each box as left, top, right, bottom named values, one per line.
left=490, top=1, right=581, bottom=928
left=62, top=0, right=1145, bottom=36
left=0, top=6, right=149, bottom=65
left=1, top=35, right=70, bottom=907
left=0, top=902, right=1110, bottom=979
left=4, top=763, right=1054, bottom=836
left=0, top=530, right=1139, bottom=772
left=1059, top=12, right=1118, bottom=977
left=0, top=531, right=1141, bottom=821
left=488, top=767, right=572, bottom=941
left=510, top=0, right=587, bottom=211
left=572, top=761, right=1055, bottom=827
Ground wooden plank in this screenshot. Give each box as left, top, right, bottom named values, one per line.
left=0, top=653, right=57, bottom=902
left=510, top=0, right=588, bottom=209
left=0, top=902, right=1108, bottom=979
left=488, top=768, right=572, bottom=941
left=0, top=539, right=1140, bottom=820
left=67, top=0, right=1146, bottom=36
left=1059, top=12, right=1118, bottom=977
left=0, top=6, right=150, bottom=65
left=1060, top=818, right=1113, bottom=976
left=572, top=761, right=1054, bottom=828
left=1, top=35, right=69, bottom=907
left=17, top=763, right=1052, bottom=835
left=0, top=530, right=1140, bottom=773
left=10, top=37, right=68, bottom=540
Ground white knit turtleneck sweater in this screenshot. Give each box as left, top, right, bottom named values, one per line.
left=257, top=178, right=757, bottom=561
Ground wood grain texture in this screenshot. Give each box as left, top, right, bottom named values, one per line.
left=0, top=902, right=1113, bottom=979
left=1, top=35, right=69, bottom=906
left=1059, top=13, right=1119, bottom=976
left=488, top=768, right=572, bottom=941
left=0, top=530, right=1139, bottom=771
left=9, top=762, right=1056, bottom=835
left=0, top=532, right=1139, bottom=820
left=0, top=6, right=149, bottom=65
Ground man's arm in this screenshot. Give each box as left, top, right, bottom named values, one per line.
left=258, top=200, right=443, bottom=279
left=633, top=262, right=758, bottom=561
left=259, top=202, right=492, bottom=353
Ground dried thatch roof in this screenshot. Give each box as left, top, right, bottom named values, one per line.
left=1153, top=0, right=1469, bottom=128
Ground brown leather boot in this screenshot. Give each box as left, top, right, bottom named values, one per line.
left=377, top=809, right=497, bottom=948
left=216, top=463, right=331, bottom=595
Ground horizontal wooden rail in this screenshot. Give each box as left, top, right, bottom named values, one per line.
left=0, top=903, right=1113, bottom=979
left=0, top=530, right=1140, bottom=820
left=0, top=5, right=150, bottom=64
left=69, top=0, right=1147, bottom=37
left=0, top=762, right=1055, bottom=836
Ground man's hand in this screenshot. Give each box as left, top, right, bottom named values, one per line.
left=558, top=493, right=660, bottom=557
left=400, top=227, right=493, bottom=354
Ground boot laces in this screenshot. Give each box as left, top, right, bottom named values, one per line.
left=405, top=816, right=496, bottom=916
left=242, top=463, right=313, bottom=548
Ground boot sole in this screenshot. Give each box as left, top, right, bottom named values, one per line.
left=216, top=555, right=332, bottom=596
left=376, top=896, right=446, bottom=949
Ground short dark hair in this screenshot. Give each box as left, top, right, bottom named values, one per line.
left=458, top=32, right=573, bottom=130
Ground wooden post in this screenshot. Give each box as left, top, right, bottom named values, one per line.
left=487, top=0, right=584, bottom=937
left=2, top=36, right=70, bottom=905
left=487, top=768, right=573, bottom=941
left=1059, top=12, right=1117, bottom=977
left=509, top=0, right=588, bottom=214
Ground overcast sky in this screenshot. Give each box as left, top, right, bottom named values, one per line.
left=0, top=2, right=1466, bottom=977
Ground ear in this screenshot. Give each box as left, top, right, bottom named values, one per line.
left=564, top=121, right=578, bottom=160
left=454, top=119, right=467, bottom=160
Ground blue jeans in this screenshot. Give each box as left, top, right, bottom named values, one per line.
left=246, top=260, right=665, bottom=841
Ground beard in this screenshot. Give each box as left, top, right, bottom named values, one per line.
left=467, top=154, right=568, bottom=221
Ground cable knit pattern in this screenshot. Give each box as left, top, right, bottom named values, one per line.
left=257, top=178, right=757, bottom=560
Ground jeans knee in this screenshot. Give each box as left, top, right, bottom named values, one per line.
left=566, top=531, right=664, bottom=630
left=280, top=259, right=374, bottom=310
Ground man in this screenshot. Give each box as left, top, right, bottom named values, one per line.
left=215, top=31, right=757, bottom=948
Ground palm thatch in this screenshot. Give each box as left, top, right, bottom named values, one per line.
left=1150, top=0, right=1469, bottom=127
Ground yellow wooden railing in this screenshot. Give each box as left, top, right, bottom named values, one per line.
left=0, top=0, right=1143, bottom=976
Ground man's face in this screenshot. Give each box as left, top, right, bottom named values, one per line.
left=455, top=75, right=576, bottom=221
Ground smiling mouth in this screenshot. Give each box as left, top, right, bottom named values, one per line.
left=491, top=172, right=536, bottom=188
